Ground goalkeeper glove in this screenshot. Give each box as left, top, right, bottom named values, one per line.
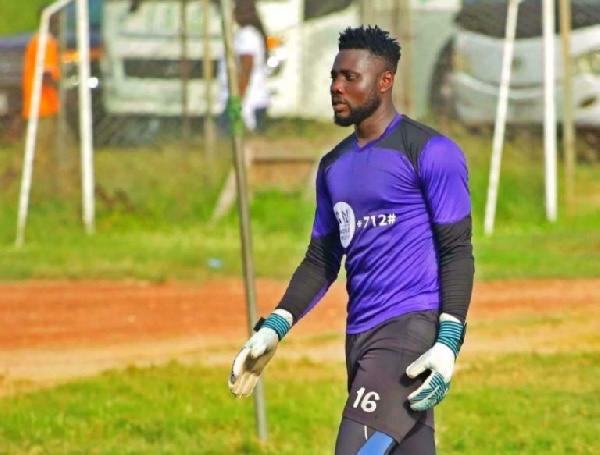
left=228, top=309, right=293, bottom=397
left=406, top=313, right=465, bottom=411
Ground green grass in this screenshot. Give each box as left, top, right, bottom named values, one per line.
left=0, top=0, right=50, bottom=35
left=0, top=120, right=599, bottom=281
left=0, top=352, right=598, bottom=454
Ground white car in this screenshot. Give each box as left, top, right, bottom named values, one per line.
left=452, top=0, right=600, bottom=128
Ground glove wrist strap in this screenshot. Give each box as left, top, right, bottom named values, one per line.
left=437, top=319, right=464, bottom=358
left=255, top=309, right=292, bottom=341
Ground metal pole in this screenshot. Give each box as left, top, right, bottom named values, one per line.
left=559, top=0, right=575, bottom=214
left=391, top=0, right=404, bottom=110
left=16, top=11, right=51, bottom=247
left=180, top=0, right=190, bottom=138
left=543, top=0, right=557, bottom=222
left=218, top=0, right=267, bottom=442
left=77, top=0, right=95, bottom=234
left=16, top=0, right=76, bottom=246
left=358, top=0, right=366, bottom=24
left=57, top=8, right=68, bottom=173
left=399, top=0, right=413, bottom=116
left=203, top=0, right=216, bottom=166
left=484, top=0, right=520, bottom=235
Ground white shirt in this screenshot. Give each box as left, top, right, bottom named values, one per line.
left=218, top=25, right=270, bottom=130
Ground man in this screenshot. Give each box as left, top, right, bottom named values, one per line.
left=21, top=11, right=61, bottom=164
left=228, top=25, right=474, bottom=454
left=217, top=0, right=270, bottom=135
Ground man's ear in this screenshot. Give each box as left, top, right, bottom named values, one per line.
left=380, top=70, right=394, bottom=93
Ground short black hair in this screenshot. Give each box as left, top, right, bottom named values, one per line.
left=338, top=25, right=401, bottom=73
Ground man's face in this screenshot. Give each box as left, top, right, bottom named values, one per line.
left=330, top=49, right=384, bottom=127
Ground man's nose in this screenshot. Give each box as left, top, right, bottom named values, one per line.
left=331, top=80, right=344, bottom=95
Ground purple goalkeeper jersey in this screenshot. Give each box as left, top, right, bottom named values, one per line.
left=311, top=115, right=471, bottom=334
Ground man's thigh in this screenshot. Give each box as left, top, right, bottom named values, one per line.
left=334, top=417, right=435, bottom=455
left=343, top=311, right=438, bottom=443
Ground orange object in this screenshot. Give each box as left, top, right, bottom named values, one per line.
left=22, top=33, right=60, bottom=119
left=266, top=35, right=283, bottom=50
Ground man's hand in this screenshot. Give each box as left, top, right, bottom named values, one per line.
left=406, top=313, right=464, bottom=411
left=228, top=309, right=293, bottom=397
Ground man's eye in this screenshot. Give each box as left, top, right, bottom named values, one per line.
left=346, top=74, right=356, bottom=81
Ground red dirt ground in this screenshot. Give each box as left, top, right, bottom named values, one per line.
left=1, top=279, right=599, bottom=391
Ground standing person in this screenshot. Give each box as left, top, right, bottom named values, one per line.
left=228, top=25, right=474, bottom=454
left=21, top=11, right=61, bottom=166
left=217, top=0, right=270, bottom=135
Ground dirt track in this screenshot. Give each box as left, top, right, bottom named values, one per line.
left=1, top=279, right=599, bottom=393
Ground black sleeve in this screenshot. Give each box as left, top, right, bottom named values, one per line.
left=276, top=233, right=343, bottom=323
left=432, top=215, right=475, bottom=323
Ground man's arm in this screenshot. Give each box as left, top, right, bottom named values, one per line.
left=432, top=216, right=474, bottom=324
left=228, top=160, right=343, bottom=397
left=44, top=37, right=60, bottom=89
left=238, top=54, right=253, bottom=98
left=406, top=135, right=474, bottom=411
left=275, top=233, right=342, bottom=323
left=418, top=135, right=474, bottom=322
left=277, top=160, right=344, bottom=322
left=42, top=72, right=58, bottom=89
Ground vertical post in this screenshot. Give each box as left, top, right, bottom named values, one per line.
left=16, top=11, right=51, bottom=247
left=180, top=0, right=191, bottom=138
left=543, top=0, right=557, bottom=222
left=559, top=0, right=575, bottom=214
left=399, top=0, right=413, bottom=116
left=218, top=0, right=267, bottom=442
left=57, top=8, right=68, bottom=172
left=391, top=0, right=404, bottom=110
left=203, top=0, right=216, bottom=165
left=358, top=0, right=366, bottom=24
left=484, top=0, right=520, bottom=236
left=77, top=0, right=96, bottom=234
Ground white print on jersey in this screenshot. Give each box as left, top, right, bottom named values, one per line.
left=356, top=213, right=397, bottom=229
left=352, top=387, right=380, bottom=413
left=333, top=202, right=356, bottom=248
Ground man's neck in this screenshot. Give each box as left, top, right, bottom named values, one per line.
left=355, top=105, right=398, bottom=147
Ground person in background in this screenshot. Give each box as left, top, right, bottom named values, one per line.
left=218, top=0, right=270, bottom=136
left=21, top=10, right=61, bottom=165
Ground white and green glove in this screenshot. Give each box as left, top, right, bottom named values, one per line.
left=228, top=309, right=293, bottom=397
left=406, top=313, right=465, bottom=411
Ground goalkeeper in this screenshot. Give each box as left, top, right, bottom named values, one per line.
left=228, top=25, right=474, bottom=455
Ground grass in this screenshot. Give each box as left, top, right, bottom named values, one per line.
left=0, top=352, right=598, bottom=454
left=0, top=120, right=598, bottom=454
left=0, top=0, right=50, bottom=35
left=0, top=119, right=599, bottom=281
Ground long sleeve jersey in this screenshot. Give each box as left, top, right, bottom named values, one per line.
left=277, top=114, right=474, bottom=334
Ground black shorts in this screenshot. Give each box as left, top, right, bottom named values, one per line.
left=342, top=310, right=438, bottom=443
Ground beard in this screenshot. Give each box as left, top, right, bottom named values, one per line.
left=333, top=88, right=382, bottom=127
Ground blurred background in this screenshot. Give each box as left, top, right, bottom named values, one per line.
left=0, top=0, right=599, bottom=453
left=2, top=0, right=600, bottom=151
